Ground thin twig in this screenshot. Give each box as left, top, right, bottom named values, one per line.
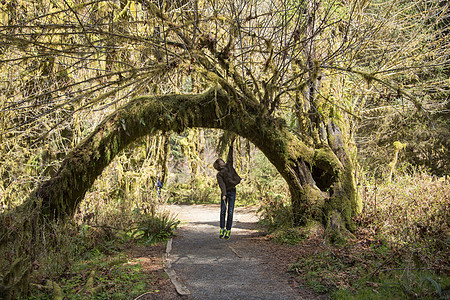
left=133, top=291, right=153, bottom=300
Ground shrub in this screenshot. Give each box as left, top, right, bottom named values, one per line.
left=132, top=211, right=180, bottom=245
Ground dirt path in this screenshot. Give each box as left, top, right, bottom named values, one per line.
left=161, top=204, right=310, bottom=300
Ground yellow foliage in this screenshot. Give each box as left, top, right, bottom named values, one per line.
left=393, top=141, right=406, bottom=150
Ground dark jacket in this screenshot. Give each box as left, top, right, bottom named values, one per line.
left=217, top=144, right=241, bottom=198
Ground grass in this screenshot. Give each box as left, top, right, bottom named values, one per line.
left=289, top=245, right=450, bottom=298
left=279, top=172, right=449, bottom=299
left=1, top=202, right=179, bottom=299
left=132, top=212, right=180, bottom=244
left=1, top=159, right=447, bottom=299
left=269, top=227, right=309, bottom=245
left=27, top=244, right=164, bottom=299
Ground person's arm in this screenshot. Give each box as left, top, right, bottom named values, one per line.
left=217, top=172, right=227, bottom=199
left=226, top=136, right=235, bottom=166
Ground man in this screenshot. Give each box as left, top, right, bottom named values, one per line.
left=156, top=177, right=163, bottom=203
left=213, top=136, right=242, bottom=240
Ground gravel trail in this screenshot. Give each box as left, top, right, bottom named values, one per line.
left=162, top=204, right=304, bottom=300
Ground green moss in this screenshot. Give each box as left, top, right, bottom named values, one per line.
left=302, top=185, right=328, bottom=221
left=393, top=141, right=406, bottom=150
left=323, top=193, right=357, bottom=234
left=342, top=166, right=362, bottom=215
left=112, top=137, right=119, bottom=156
left=319, top=160, right=359, bottom=235
left=304, top=220, right=325, bottom=236
left=30, top=85, right=362, bottom=244
left=313, top=148, right=343, bottom=176
left=105, top=148, right=111, bottom=164
left=286, top=132, right=314, bottom=163
left=325, top=209, right=354, bottom=244
left=304, top=185, right=326, bottom=207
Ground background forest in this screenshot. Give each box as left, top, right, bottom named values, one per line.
left=0, top=0, right=449, bottom=298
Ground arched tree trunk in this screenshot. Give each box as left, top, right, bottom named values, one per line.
left=30, top=87, right=361, bottom=239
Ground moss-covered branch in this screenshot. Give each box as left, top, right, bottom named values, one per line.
left=27, top=86, right=359, bottom=240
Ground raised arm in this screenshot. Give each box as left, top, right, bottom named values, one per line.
left=226, top=137, right=235, bottom=166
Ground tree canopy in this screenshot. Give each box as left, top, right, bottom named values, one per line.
left=1, top=0, right=447, bottom=132
left=1, top=0, right=448, bottom=227
left=0, top=0, right=449, bottom=297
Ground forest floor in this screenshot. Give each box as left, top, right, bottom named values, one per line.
left=130, top=202, right=449, bottom=300
left=27, top=200, right=448, bottom=299
left=137, top=204, right=325, bottom=300
left=25, top=175, right=448, bottom=299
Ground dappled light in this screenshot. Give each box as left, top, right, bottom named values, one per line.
left=0, top=0, right=448, bottom=298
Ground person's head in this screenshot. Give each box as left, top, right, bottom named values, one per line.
left=213, top=158, right=226, bottom=171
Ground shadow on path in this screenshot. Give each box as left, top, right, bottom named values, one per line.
left=163, top=204, right=303, bottom=300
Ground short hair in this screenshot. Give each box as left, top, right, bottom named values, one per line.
left=213, top=158, right=225, bottom=171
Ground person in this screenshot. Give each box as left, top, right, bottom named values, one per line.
left=213, top=136, right=242, bottom=240
left=156, top=177, right=163, bottom=203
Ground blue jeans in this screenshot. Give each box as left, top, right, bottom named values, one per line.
left=220, top=189, right=236, bottom=231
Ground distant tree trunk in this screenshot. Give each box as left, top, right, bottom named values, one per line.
left=160, top=132, right=171, bottom=184
left=29, top=87, right=361, bottom=240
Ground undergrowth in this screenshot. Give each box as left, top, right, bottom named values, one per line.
left=165, top=146, right=288, bottom=206
left=0, top=197, right=178, bottom=299
left=24, top=207, right=178, bottom=299
left=262, top=171, right=449, bottom=299
left=26, top=243, right=167, bottom=300
left=132, top=212, right=180, bottom=245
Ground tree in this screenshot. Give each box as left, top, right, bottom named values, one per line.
left=1, top=0, right=448, bottom=239
left=354, top=0, right=450, bottom=177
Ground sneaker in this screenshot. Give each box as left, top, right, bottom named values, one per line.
left=224, top=230, right=231, bottom=240
left=219, top=228, right=225, bottom=239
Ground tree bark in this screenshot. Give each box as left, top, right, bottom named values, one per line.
left=29, top=87, right=361, bottom=239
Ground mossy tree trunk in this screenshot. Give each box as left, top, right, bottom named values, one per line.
left=30, top=87, right=361, bottom=239
left=288, top=0, right=362, bottom=240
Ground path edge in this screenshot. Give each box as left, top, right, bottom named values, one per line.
left=163, top=238, right=191, bottom=296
